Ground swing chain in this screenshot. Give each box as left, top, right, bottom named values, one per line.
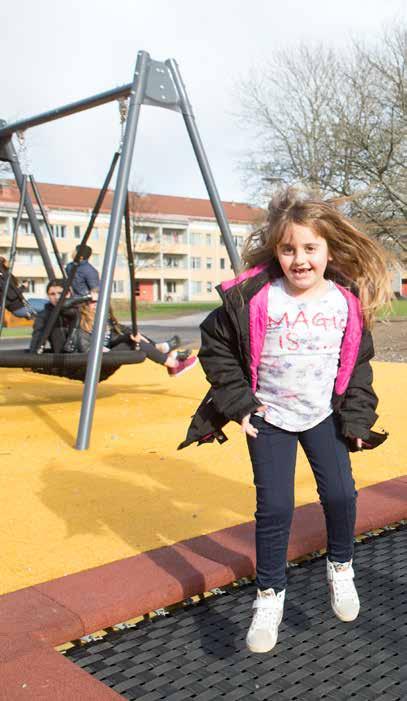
left=118, top=97, right=129, bottom=150
left=16, top=130, right=31, bottom=176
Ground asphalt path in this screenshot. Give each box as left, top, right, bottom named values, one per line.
left=0, top=313, right=208, bottom=351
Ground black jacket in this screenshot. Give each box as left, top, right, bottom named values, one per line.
left=74, top=321, right=133, bottom=354
left=0, top=263, right=26, bottom=313
left=180, top=270, right=387, bottom=452
left=29, top=303, right=79, bottom=353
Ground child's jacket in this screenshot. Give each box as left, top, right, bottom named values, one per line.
left=66, top=260, right=100, bottom=297
left=179, top=265, right=387, bottom=451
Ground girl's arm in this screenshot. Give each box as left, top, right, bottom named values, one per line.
left=199, top=306, right=263, bottom=423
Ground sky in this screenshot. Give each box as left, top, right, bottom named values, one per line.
left=1, top=0, right=406, bottom=205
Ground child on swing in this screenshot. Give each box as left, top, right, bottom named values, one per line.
left=181, top=186, right=392, bottom=653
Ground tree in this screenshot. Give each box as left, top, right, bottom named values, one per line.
left=126, top=187, right=161, bottom=272
left=238, top=24, right=407, bottom=260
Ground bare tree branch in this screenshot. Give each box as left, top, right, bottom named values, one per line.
left=237, top=23, right=407, bottom=262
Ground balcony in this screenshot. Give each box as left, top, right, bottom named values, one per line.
left=132, top=227, right=160, bottom=252
left=163, top=269, right=188, bottom=281
left=134, top=254, right=160, bottom=271
left=163, top=253, right=188, bottom=270
left=13, top=262, right=48, bottom=278
left=161, top=230, right=188, bottom=255
left=134, top=238, right=161, bottom=253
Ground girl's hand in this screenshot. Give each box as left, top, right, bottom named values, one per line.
left=241, top=406, right=267, bottom=438
left=130, top=333, right=141, bottom=343
left=348, top=436, right=363, bottom=450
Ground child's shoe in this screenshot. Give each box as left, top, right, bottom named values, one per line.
left=327, top=558, right=360, bottom=622
left=166, top=335, right=181, bottom=351
left=246, top=588, right=285, bottom=653
left=176, top=349, right=192, bottom=361
left=167, top=355, right=198, bottom=377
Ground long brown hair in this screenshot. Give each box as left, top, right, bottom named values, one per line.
left=79, top=289, right=121, bottom=335
left=241, top=187, right=393, bottom=328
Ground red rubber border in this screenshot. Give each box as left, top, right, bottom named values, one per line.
left=1, top=476, right=406, bottom=700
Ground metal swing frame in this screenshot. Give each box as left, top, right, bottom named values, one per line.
left=0, top=50, right=240, bottom=450
left=33, top=150, right=122, bottom=354
left=0, top=174, right=29, bottom=332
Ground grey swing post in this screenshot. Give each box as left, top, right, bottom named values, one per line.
left=0, top=125, right=56, bottom=279
left=0, top=50, right=239, bottom=450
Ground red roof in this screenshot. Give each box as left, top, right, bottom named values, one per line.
left=0, top=179, right=264, bottom=224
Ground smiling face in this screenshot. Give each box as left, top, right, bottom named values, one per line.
left=276, top=223, right=331, bottom=297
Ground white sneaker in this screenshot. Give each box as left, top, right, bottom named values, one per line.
left=246, top=588, right=285, bottom=653
left=327, top=559, right=360, bottom=622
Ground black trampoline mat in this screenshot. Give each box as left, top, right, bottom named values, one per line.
left=66, top=525, right=407, bottom=700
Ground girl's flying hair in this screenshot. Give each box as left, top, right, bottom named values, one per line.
left=241, top=186, right=393, bottom=328
left=79, top=288, right=121, bottom=335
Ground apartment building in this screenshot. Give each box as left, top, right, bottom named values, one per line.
left=0, top=180, right=264, bottom=301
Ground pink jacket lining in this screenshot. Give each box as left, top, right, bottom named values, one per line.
left=222, top=267, right=363, bottom=397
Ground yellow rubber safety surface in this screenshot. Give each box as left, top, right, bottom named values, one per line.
left=0, top=361, right=405, bottom=595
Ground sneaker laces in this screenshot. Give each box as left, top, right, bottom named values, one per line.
left=330, top=563, right=356, bottom=601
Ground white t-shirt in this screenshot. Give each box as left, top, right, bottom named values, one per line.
left=255, top=278, right=348, bottom=431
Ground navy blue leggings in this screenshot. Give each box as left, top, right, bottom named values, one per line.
left=247, top=413, right=357, bottom=592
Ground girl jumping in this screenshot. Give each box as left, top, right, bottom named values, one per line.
left=180, top=187, right=392, bottom=653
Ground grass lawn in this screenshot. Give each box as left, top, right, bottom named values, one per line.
left=378, top=298, right=407, bottom=319
left=1, top=326, right=33, bottom=338
left=0, top=302, right=219, bottom=338
left=112, top=301, right=218, bottom=321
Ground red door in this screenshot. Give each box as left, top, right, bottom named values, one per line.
left=138, top=280, right=154, bottom=302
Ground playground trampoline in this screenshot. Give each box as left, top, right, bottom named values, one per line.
left=65, top=523, right=406, bottom=700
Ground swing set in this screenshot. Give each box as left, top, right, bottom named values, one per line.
left=0, top=50, right=240, bottom=450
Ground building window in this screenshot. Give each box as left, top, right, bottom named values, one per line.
left=93, top=254, right=100, bottom=267
left=27, top=279, right=35, bottom=293
left=233, top=235, right=243, bottom=248
left=136, top=253, right=159, bottom=268
left=74, top=225, right=81, bottom=239
left=112, top=280, right=124, bottom=293
left=135, top=230, right=155, bottom=243
left=206, top=233, right=212, bottom=246
left=220, top=258, right=225, bottom=269
left=166, top=281, right=177, bottom=293
left=163, top=229, right=185, bottom=244
left=13, top=219, right=33, bottom=235
left=18, top=249, right=42, bottom=265
left=191, top=257, right=201, bottom=269
left=206, top=257, right=212, bottom=270
left=206, top=281, right=213, bottom=293
left=164, top=255, right=185, bottom=268
left=50, top=224, right=66, bottom=239
left=190, top=232, right=203, bottom=246
left=191, top=281, right=202, bottom=295
left=93, top=227, right=99, bottom=241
